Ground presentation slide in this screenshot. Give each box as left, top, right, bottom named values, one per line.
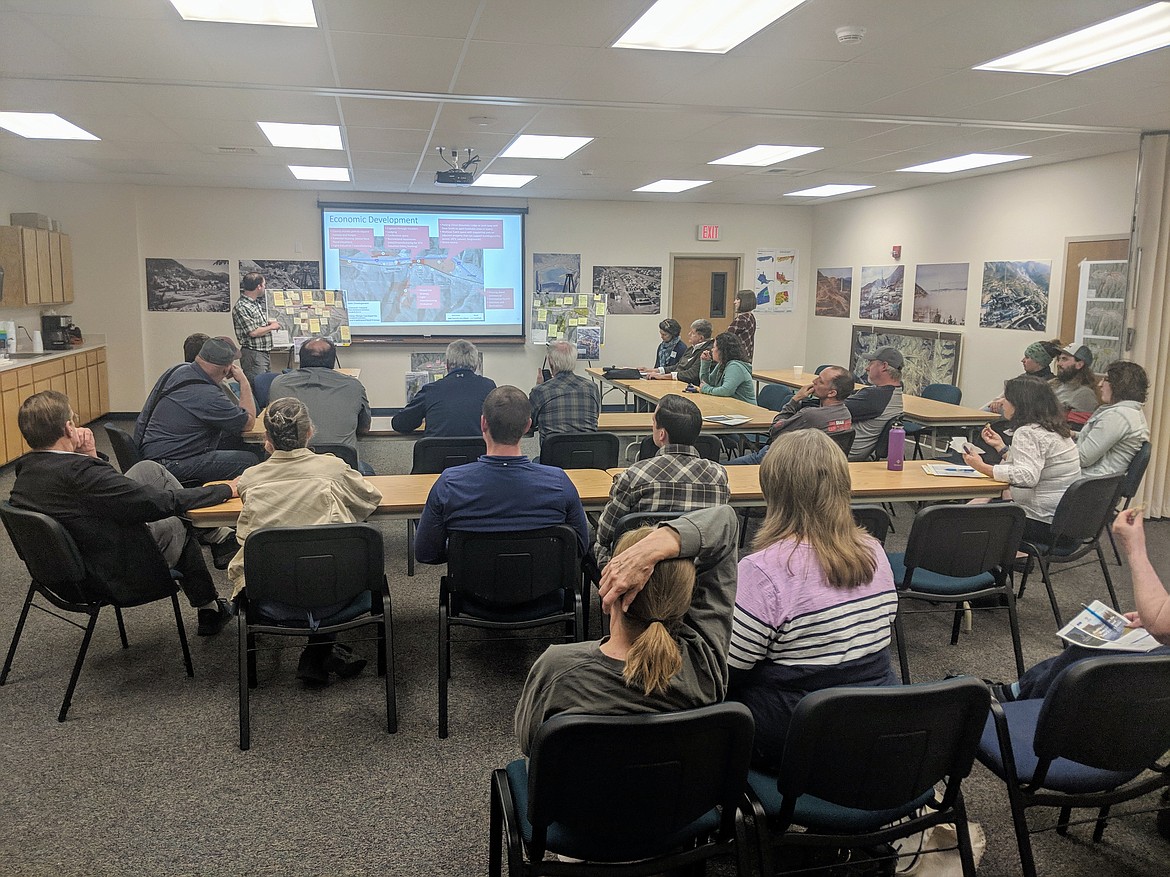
left=321, top=205, right=526, bottom=338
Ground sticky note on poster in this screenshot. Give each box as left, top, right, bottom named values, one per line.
left=414, top=285, right=441, bottom=309
left=595, top=303, right=605, bottom=316
left=340, top=325, right=351, bottom=342
left=273, top=291, right=285, bottom=306
left=309, top=319, right=321, bottom=333
left=537, top=308, right=547, bottom=322
left=285, top=290, right=300, bottom=303
left=577, top=294, right=588, bottom=308
left=324, top=291, right=335, bottom=305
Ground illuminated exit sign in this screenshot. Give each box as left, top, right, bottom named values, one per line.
left=697, top=224, right=720, bottom=241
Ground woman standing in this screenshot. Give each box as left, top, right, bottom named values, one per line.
left=727, top=289, right=757, bottom=361
left=699, top=331, right=756, bottom=404
left=727, top=430, right=898, bottom=770
left=963, top=376, right=1081, bottom=540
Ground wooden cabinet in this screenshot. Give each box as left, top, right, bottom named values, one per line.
left=0, top=227, right=74, bottom=306
left=0, top=346, right=108, bottom=465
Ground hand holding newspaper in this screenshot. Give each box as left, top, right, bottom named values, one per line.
left=1057, top=600, right=1160, bottom=652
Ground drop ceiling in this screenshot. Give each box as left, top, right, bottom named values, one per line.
left=0, top=0, right=1165, bottom=203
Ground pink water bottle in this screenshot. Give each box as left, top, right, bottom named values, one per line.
left=887, top=421, right=905, bottom=471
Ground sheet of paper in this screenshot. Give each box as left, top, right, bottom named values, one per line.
left=271, top=329, right=291, bottom=347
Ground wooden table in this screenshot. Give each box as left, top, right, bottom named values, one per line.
left=186, top=460, right=1005, bottom=527
left=753, top=368, right=991, bottom=450
left=586, top=367, right=777, bottom=422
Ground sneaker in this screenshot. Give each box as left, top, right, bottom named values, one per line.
left=210, top=538, right=240, bottom=570
left=196, top=598, right=235, bottom=636
left=986, top=680, right=1017, bottom=703
left=296, top=646, right=330, bottom=688
left=325, top=643, right=367, bottom=679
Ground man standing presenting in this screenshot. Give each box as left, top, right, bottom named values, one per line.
left=135, top=337, right=259, bottom=484
left=269, top=337, right=373, bottom=472
left=390, top=339, right=496, bottom=436
left=728, top=366, right=854, bottom=465
left=11, top=391, right=236, bottom=635
left=846, top=348, right=904, bottom=462
left=233, top=272, right=282, bottom=392
left=528, top=340, right=601, bottom=444
left=415, top=386, right=590, bottom=565
left=594, top=394, right=728, bottom=564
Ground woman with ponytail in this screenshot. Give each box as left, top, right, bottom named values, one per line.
left=726, top=429, right=898, bottom=770
left=514, top=504, right=739, bottom=755
left=227, top=396, right=383, bottom=686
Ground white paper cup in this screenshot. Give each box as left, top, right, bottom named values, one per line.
left=793, top=365, right=804, bottom=377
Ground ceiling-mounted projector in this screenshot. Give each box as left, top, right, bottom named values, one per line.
left=435, top=146, right=479, bottom=187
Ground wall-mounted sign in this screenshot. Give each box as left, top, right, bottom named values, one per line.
left=697, top=224, right=720, bottom=241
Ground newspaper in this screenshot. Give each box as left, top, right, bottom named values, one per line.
left=1057, top=600, right=1161, bottom=652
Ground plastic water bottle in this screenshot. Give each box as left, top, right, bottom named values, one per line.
left=887, top=421, right=905, bottom=471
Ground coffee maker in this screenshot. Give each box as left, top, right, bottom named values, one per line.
left=41, top=314, right=72, bottom=350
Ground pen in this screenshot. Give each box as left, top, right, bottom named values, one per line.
left=941, top=466, right=973, bottom=472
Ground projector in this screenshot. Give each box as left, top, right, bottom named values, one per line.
left=435, top=169, right=475, bottom=186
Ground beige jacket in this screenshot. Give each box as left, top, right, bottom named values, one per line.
left=228, top=447, right=382, bottom=597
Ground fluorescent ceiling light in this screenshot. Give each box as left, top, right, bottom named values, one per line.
left=898, top=153, right=1031, bottom=173
left=634, top=179, right=712, bottom=193
left=470, top=174, right=536, bottom=188
left=975, top=2, right=1170, bottom=75
left=614, top=0, right=808, bottom=54
left=499, top=135, right=593, bottom=160
left=709, top=144, right=822, bottom=166
left=0, top=112, right=98, bottom=140
left=289, top=166, right=350, bottom=181
left=784, top=184, right=873, bottom=198
left=258, top=122, right=342, bottom=150
left=169, top=0, right=317, bottom=27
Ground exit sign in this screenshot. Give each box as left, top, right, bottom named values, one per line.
left=697, top=224, right=720, bottom=241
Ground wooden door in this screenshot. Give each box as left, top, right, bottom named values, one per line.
left=670, top=256, right=741, bottom=336
left=1060, top=237, right=1129, bottom=343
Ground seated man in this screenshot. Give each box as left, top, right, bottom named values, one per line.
left=991, top=507, right=1169, bottom=704
left=390, top=338, right=496, bottom=436
left=1051, top=343, right=1101, bottom=417
left=846, top=348, right=904, bottom=462
left=415, top=385, right=590, bottom=565
left=10, top=391, right=235, bottom=635
left=728, top=366, right=854, bottom=465
left=644, top=319, right=715, bottom=385
left=593, top=394, right=729, bottom=564
left=135, top=337, right=259, bottom=484
left=268, top=337, right=373, bottom=473
left=529, top=340, right=601, bottom=444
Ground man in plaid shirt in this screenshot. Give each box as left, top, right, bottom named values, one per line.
left=529, top=340, right=601, bottom=443
left=593, top=393, right=729, bottom=564
left=232, top=272, right=282, bottom=392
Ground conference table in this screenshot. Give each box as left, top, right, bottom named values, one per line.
left=585, top=367, right=778, bottom=424
left=753, top=368, right=991, bottom=450
left=186, top=460, right=1007, bottom=528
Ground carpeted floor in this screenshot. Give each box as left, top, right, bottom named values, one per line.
left=0, top=423, right=1167, bottom=876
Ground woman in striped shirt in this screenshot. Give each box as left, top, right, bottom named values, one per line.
left=727, top=429, right=898, bottom=770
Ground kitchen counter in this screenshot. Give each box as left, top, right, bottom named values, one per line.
left=0, top=336, right=107, bottom=372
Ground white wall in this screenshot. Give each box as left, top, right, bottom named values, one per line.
left=807, top=151, right=1138, bottom=407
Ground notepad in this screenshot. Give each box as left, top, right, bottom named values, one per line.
left=922, top=464, right=987, bottom=478
left=702, top=415, right=751, bottom=425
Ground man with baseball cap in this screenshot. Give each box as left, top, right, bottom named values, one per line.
left=1051, top=343, right=1101, bottom=416
left=134, top=337, right=260, bottom=484
left=845, top=347, right=904, bottom=461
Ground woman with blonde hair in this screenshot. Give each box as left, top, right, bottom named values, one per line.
left=727, top=429, right=898, bottom=770
left=513, top=504, right=739, bottom=755
left=228, top=396, right=383, bottom=687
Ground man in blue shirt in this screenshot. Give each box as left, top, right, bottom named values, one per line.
left=134, top=337, right=259, bottom=484
left=390, top=339, right=496, bottom=436
left=414, top=385, right=590, bottom=564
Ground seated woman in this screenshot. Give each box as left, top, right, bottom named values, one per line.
left=227, top=397, right=383, bottom=687
left=963, top=376, right=1081, bottom=541
left=1077, top=360, right=1149, bottom=476
left=698, top=331, right=756, bottom=404
left=985, top=339, right=1061, bottom=413
left=513, top=504, right=738, bottom=755
left=727, top=430, right=898, bottom=771
left=648, top=318, right=687, bottom=374
left=645, top=319, right=714, bottom=383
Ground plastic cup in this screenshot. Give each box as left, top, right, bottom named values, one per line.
left=793, top=365, right=804, bottom=378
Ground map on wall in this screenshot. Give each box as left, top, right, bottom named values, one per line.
left=531, top=252, right=606, bottom=347
left=754, top=248, right=796, bottom=313
left=849, top=325, right=962, bottom=395
left=597, top=266, right=662, bottom=315
left=979, top=260, right=1051, bottom=330
left=263, top=288, right=351, bottom=347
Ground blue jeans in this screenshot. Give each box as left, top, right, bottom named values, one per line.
left=727, top=446, right=768, bottom=465
left=161, top=450, right=259, bottom=484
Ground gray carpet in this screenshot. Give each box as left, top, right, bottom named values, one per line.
left=0, top=424, right=1167, bottom=876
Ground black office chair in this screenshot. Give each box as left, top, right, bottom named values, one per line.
left=635, top=434, right=722, bottom=462
left=0, top=501, right=194, bottom=722
left=1016, top=474, right=1125, bottom=628
left=828, top=428, right=855, bottom=457
left=1106, top=440, right=1151, bottom=565
left=907, top=383, right=963, bottom=459
left=747, top=678, right=990, bottom=877
left=977, top=655, right=1170, bottom=877
left=440, top=525, right=583, bottom=738
left=490, top=703, right=755, bottom=877
left=851, top=504, right=892, bottom=544
left=237, top=523, right=396, bottom=750
left=539, top=432, right=620, bottom=470
left=103, top=423, right=142, bottom=472
left=406, top=436, right=487, bottom=576
left=887, top=503, right=1028, bottom=682
left=310, top=442, right=360, bottom=471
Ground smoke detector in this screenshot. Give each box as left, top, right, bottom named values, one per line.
left=835, top=26, right=866, bottom=44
